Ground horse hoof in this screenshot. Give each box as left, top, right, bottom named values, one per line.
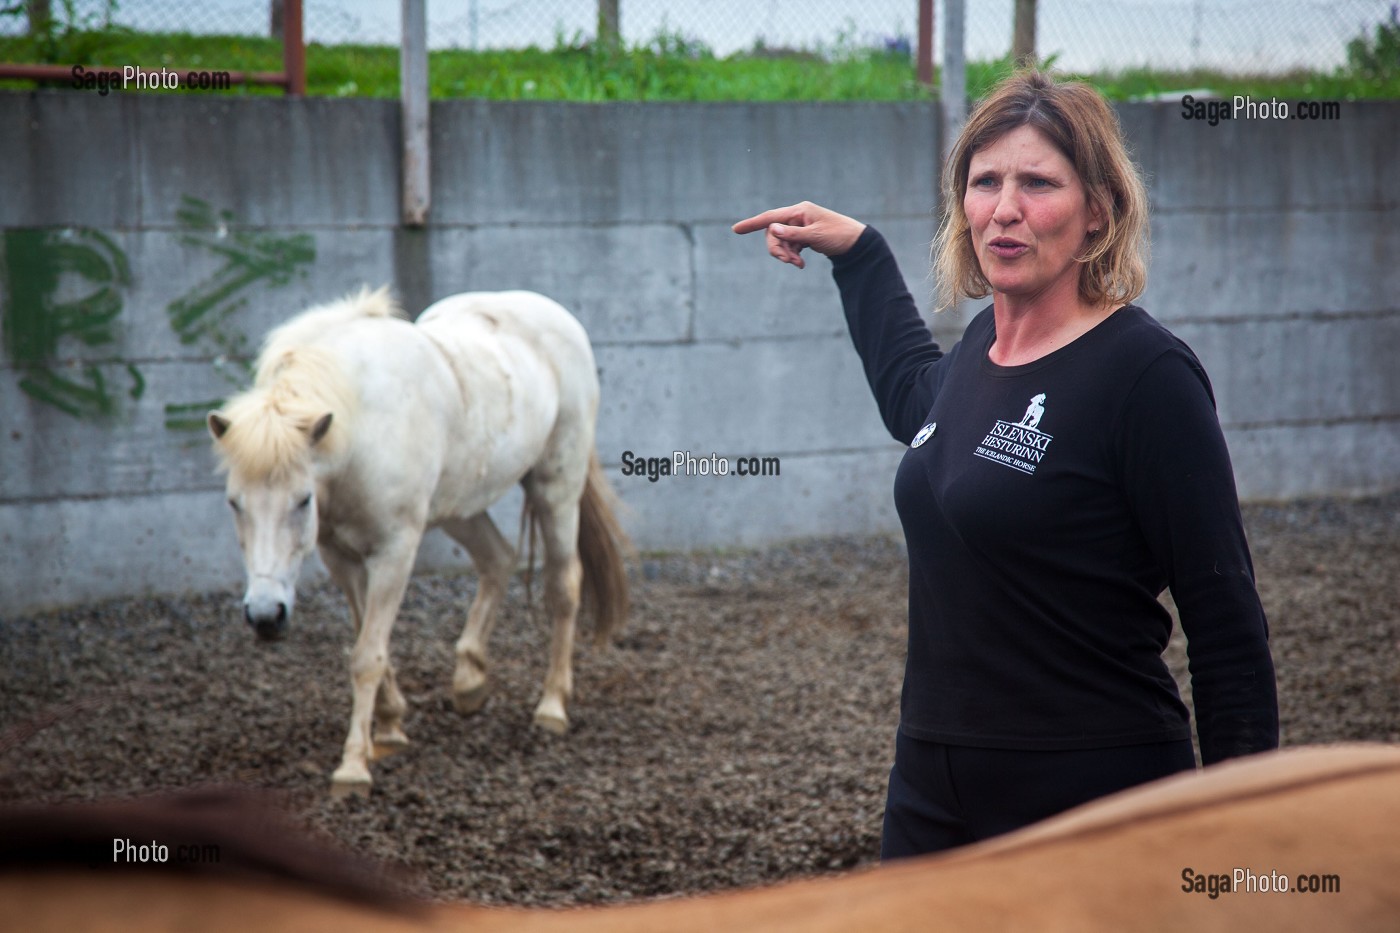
left=534, top=713, right=568, bottom=735
left=330, top=763, right=372, bottom=798
left=371, top=733, right=410, bottom=761
left=329, top=777, right=371, bottom=799
left=532, top=710, right=569, bottom=735
left=453, top=682, right=491, bottom=715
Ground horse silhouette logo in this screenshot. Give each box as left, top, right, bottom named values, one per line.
left=1017, top=393, right=1047, bottom=430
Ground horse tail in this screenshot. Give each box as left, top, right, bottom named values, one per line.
left=576, top=451, right=633, bottom=646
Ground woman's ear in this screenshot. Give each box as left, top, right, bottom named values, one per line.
left=1087, top=197, right=1105, bottom=234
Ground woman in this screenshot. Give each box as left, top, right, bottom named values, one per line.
left=733, top=71, right=1278, bottom=859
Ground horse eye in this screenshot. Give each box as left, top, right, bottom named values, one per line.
left=297, top=494, right=313, bottom=510
left=227, top=498, right=240, bottom=513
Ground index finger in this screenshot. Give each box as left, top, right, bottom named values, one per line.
left=731, top=204, right=806, bottom=235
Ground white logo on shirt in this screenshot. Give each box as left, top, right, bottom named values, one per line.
left=911, top=422, right=936, bottom=448
left=1018, top=393, right=1047, bottom=429
left=974, top=394, right=1053, bottom=475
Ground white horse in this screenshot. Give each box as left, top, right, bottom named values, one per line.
left=206, top=287, right=630, bottom=796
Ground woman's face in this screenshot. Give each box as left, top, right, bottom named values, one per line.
left=964, top=125, right=1100, bottom=306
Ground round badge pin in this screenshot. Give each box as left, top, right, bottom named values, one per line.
left=911, top=422, right=936, bottom=448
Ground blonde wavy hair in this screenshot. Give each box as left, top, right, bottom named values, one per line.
left=932, top=70, right=1150, bottom=312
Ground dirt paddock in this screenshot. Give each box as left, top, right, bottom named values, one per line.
left=2, top=493, right=1397, bottom=905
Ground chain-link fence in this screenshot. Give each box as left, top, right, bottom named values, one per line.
left=992, top=0, right=1392, bottom=74
left=3, top=0, right=1394, bottom=75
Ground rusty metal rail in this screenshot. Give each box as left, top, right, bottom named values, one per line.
left=0, top=0, right=305, bottom=96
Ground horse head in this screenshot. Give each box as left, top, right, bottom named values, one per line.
left=207, top=408, right=333, bottom=641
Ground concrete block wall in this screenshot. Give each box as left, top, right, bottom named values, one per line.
left=1, top=93, right=1395, bottom=615
left=1122, top=104, right=1400, bottom=501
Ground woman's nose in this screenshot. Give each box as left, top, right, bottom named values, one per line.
left=991, top=188, right=1022, bottom=226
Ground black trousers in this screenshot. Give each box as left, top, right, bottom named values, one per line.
left=880, top=730, right=1197, bottom=860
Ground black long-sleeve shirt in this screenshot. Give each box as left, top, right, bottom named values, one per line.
left=832, top=227, right=1278, bottom=765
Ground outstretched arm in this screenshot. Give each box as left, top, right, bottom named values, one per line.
left=732, top=201, right=867, bottom=270
left=737, top=204, right=948, bottom=443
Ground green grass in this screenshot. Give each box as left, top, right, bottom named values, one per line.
left=1056, top=64, right=1400, bottom=103
left=1, top=28, right=1396, bottom=101
left=0, top=29, right=932, bottom=100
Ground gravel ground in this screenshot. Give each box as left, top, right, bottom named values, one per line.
left=2, top=492, right=1397, bottom=905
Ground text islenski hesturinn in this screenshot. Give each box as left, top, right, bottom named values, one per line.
left=980, top=422, right=1052, bottom=462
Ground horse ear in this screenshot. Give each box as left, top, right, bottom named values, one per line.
left=208, top=412, right=231, bottom=440
left=308, top=412, right=334, bottom=446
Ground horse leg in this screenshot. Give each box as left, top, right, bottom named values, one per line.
left=442, top=513, right=515, bottom=715
left=370, top=666, right=410, bottom=760
left=322, top=541, right=409, bottom=759
left=527, top=494, right=583, bottom=735
left=329, top=533, right=419, bottom=797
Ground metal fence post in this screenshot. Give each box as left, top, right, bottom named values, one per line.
left=918, top=0, right=934, bottom=86
left=941, top=0, right=966, bottom=173
left=284, top=0, right=305, bottom=95
left=401, top=0, right=430, bottom=227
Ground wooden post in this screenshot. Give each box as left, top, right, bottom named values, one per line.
left=1012, top=0, right=1037, bottom=67
left=401, top=0, right=430, bottom=226
left=27, top=0, right=52, bottom=37
left=598, top=0, right=620, bottom=51
left=283, top=0, right=305, bottom=95
left=917, top=0, right=934, bottom=87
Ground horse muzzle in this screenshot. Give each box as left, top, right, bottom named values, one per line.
left=243, top=573, right=296, bottom=641
left=244, top=597, right=290, bottom=641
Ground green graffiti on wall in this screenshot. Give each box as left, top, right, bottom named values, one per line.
left=1, top=228, right=142, bottom=418
left=1, top=198, right=316, bottom=429
left=167, top=196, right=315, bottom=352
left=162, top=196, right=316, bottom=429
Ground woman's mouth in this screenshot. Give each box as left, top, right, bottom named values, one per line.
left=987, top=238, right=1029, bottom=259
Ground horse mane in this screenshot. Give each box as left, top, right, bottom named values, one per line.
left=212, top=287, right=402, bottom=479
